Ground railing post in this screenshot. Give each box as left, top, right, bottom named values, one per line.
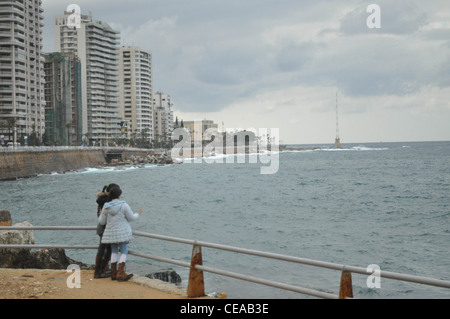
left=339, top=268, right=353, bottom=299
left=187, top=243, right=205, bottom=298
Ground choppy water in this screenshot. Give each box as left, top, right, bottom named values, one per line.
left=1, top=141, right=449, bottom=299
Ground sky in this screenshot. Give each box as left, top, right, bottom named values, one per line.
left=42, top=0, right=450, bottom=145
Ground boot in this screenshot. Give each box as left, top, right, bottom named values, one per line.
left=103, top=263, right=111, bottom=277
left=116, top=262, right=133, bottom=282
left=111, top=262, right=118, bottom=280
left=94, top=255, right=104, bottom=279
left=95, top=255, right=110, bottom=279
left=99, top=255, right=111, bottom=278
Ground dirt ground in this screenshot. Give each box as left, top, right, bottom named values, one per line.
left=0, top=268, right=195, bottom=299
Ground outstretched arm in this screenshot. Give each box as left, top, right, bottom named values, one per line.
left=124, top=203, right=141, bottom=221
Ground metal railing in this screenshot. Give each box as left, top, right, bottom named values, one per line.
left=1, top=225, right=450, bottom=299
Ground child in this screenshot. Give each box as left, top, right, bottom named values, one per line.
left=98, top=185, right=142, bottom=281
left=94, top=183, right=118, bottom=279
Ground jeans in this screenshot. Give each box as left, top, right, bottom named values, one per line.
left=111, top=242, right=129, bottom=255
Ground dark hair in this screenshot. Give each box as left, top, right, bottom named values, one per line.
left=109, top=185, right=122, bottom=200
left=103, top=183, right=119, bottom=193
left=96, top=183, right=121, bottom=217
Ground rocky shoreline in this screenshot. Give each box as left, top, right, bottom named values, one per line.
left=112, top=153, right=179, bottom=166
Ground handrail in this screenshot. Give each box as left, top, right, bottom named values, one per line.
left=0, top=226, right=96, bottom=230
left=195, top=264, right=339, bottom=299
left=1, top=225, right=450, bottom=299
left=130, top=230, right=450, bottom=290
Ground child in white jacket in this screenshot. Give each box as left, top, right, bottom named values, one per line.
left=99, top=185, right=142, bottom=281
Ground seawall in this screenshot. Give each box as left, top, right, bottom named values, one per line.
left=0, top=149, right=106, bottom=181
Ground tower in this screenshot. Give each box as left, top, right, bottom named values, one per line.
left=334, top=91, right=343, bottom=149
left=55, top=11, right=121, bottom=146
left=0, top=0, right=46, bottom=145
left=153, top=91, right=174, bottom=143
left=119, top=46, right=153, bottom=140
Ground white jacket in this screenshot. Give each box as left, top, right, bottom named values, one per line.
left=99, top=199, right=139, bottom=244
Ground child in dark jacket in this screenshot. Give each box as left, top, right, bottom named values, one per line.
left=94, top=183, right=118, bottom=279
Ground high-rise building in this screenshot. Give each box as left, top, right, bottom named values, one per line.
left=0, top=0, right=46, bottom=145
left=43, top=52, right=82, bottom=145
left=54, top=11, right=121, bottom=146
left=119, top=46, right=153, bottom=140
left=153, top=91, right=173, bottom=142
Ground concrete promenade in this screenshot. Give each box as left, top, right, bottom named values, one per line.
left=0, top=268, right=196, bottom=299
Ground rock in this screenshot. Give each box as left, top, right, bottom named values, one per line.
left=0, top=221, right=93, bottom=270
left=31, top=248, right=93, bottom=270
left=0, top=221, right=35, bottom=245
left=145, top=269, right=182, bottom=285
left=121, top=153, right=174, bottom=165
left=211, top=291, right=228, bottom=299
left=0, top=221, right=35, bottom=268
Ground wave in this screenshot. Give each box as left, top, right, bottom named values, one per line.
left=315, top=146, right=389, bottom=152
left=41, top=164, right=161, bottom=177
left=282, top=149, right=316, bottom=153
left=175, top=150, right=278, bottom=163
left=281, top=145, right=389, bottom=153
left=78, top=164, right=159, bottom=174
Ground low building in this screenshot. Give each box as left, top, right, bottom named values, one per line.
left=183, top=120, right=219, bottom=145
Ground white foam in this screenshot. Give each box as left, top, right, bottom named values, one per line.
left=317, top=146, right=389, bottom=152
left=75, top=164, right=158, bottom=175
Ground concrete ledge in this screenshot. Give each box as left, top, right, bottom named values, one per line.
left=0, top=150, right=106, bottom=181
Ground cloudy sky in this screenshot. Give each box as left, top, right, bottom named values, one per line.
left=42, top=0, right=450, bottom=144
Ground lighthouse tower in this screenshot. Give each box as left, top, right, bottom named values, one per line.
left=334, top=92, right=343, bottom=149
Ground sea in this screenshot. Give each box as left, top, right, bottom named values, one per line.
left=1, top=141, right=449, bottom=299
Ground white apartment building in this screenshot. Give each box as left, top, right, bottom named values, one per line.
left=54, top=11, right=121, bottom=146
left=0, top=0, right=45, bottom=144
left=153, top=91, right=173, bottom=142
left=119, top=46, right=153, bottom=140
